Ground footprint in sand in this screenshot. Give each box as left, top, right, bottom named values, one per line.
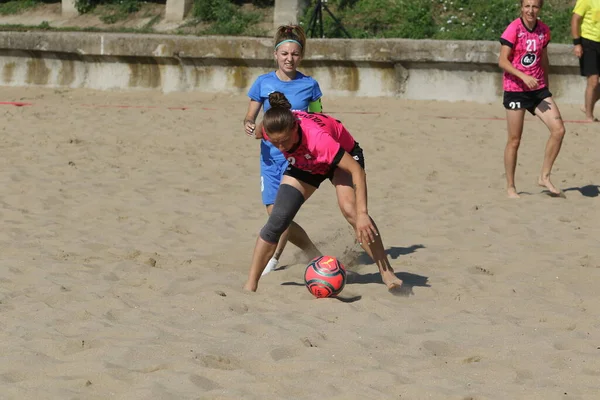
left=461, top=355, right=482, bottom=364
left=421, top=340, right=455, bottom=357
left=227, top=302, right=249, bottom=315
left=189, top=374, right=221, bottom=391
left=197, top=354, right=241, bottom=371
left=469, top=266, right=494, bottom=276
left=270, top=346, right=301, bottom=362
left=514, top=368, right=534, bottom=383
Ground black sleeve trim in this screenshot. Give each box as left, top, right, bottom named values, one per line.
left=500, top=38, right=513, bottom=48
left=331, top=146, right=345, bottom=167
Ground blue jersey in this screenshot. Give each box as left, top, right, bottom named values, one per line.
left=248, top=71, right=322, bottom=162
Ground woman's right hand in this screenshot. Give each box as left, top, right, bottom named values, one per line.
left=244, top=120, right=256, bottom=137
left=521, top=75, right=539, bottom=90
left=573, top=44, right=583, bottom=58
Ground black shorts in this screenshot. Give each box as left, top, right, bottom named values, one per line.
left=503, top=87, right=552, bottom=115
left=579, top=37, right=600, bottom=77
left=284, top=142, right=365, bottom=188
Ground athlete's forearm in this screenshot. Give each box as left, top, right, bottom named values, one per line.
left=254, top=121, right=263, bottom=140
left=571, top=14, right=582, bottom=40
left=352, top=169, right=368, bottom=216
left=499, top=58, right=529, bottom=83
left=243, top=100, right=262, bottom=128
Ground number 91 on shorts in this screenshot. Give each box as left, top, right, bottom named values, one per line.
left=502, top=87, right=552, bottom=115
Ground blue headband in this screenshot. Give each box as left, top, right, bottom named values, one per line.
left=275, top=39, right=302, bottom=49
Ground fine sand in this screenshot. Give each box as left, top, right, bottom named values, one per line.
left=1, top=87, right=600, bottom=400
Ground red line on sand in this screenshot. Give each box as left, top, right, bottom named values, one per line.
left=0, top=101, right=33, bottom=106
left=434, top=115, right=595, bottom=124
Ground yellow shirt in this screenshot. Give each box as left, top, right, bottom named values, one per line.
left=574, top=0, right=600, bottom=42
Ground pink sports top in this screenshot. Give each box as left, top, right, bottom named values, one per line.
left=264, top=111, right=356, bottom=176
left=500, top=18, right=551, bottom=92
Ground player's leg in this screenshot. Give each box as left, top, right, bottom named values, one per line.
left=261, top=161, right=320, bottom=275
left=331, top=159, right=402, bottom=291
left=584, top=74, right=599, bottom=121
left=534, top=96, right=566, bottom=194
left=504, top=107, right=526, bottom=198
left=579, top=44, right=600, bottom=121
left=264, top=206, right=320, bottom=274
left=244, top=176, right=317, bottom=292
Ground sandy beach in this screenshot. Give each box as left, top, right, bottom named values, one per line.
left=1, top=87, right=600, bottom=399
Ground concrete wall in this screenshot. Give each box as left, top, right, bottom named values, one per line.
left=0, top=31, right=585, bottom=104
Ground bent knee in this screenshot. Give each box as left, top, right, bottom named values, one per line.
left=506, top=137, right=521, bottom=148
left=259, top=184, right=305, bottom=243
left=552, top=125, right=566, bottom=139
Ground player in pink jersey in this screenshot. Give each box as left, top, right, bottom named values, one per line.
left=243, top=92, right=403, bottom=294
left=498, top=0, right=566, bottom=199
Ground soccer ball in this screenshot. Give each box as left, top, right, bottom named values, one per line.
left=304, top=255, right=347, bottom=298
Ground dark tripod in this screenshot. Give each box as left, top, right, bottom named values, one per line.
left=306, top=0, right=352, bottom=39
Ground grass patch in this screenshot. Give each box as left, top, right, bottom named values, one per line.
left=75, top=0, right=142, bottom=24
left=0, top=0, right=43, bottom=16
left=189, top=0, right=265, bottom=35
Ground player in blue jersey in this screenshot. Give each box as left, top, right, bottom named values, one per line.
left=243, top=25, right=322, bottom=275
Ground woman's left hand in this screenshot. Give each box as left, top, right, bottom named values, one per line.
left=356, top=213, right=377, bottom=246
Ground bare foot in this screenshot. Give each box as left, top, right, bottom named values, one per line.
left=381, top=270, right=403, bottom=290
left=538, top=176, right=561, bottom=195
left=507, top=187, right=520, bottom=198
left=580, top=106, right=598, bottom=122
left=243, top=281, right=258, bottom=292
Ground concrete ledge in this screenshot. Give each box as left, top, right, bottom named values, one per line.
left=0, top=32, right=577, bottom=65
left=0, top=31, right=585, bottom=104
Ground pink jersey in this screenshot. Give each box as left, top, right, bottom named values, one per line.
left=500, top=18, right=551, bottom=92
left=264, top=111, right=356, bottom=175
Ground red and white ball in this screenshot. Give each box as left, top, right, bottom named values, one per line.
left=304, top=255, right=347, bottom=298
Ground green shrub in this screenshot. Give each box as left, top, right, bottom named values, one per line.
left=74, top=0, right=95, bottom=14
left=74, top=0, right=141, bottom=24
left=0, top=0, right=42, bottom=15
left=192, top=0, right=263, bottom=35
left=75, top=0, right=140, bottom=15
left=300, top=0, right=574, bottom=43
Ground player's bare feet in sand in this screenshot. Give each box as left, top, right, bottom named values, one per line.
left=580, top=106, right=599, bottom=122
left=507, top=186, right=520, bottom=199
left=243, top=281, right=258, bottom=292
left=381, top=269, right=403, bottom=291
left=538, top=175, right=561, bottom=195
